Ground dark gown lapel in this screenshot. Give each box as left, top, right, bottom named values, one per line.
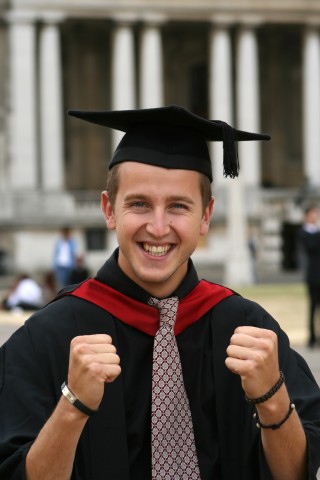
left=88, top=377, right=130, bottom=480
left=73, top=305, right=131, bottom=480
left=211, top=298, right=265, bottom=480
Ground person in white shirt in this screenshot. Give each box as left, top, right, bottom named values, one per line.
left=1, top=274, right=44, bottom=311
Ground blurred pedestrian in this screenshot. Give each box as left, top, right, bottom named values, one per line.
left=299, top=205, right=320, bottom=347
left=1, top=273, right=44, bottom=312
left=53, top=226, right=77, bottom=289
left=42, top=270, right=58, bottom=304
left=69, top=254, right=90, bottom=285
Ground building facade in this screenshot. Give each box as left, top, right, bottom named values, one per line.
left=1, top=0, right=320, bottom=282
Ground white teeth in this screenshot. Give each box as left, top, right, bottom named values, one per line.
left=143, top=244, right=171, bottom=256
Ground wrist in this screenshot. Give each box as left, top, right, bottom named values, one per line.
left=254, top=400, right=295, bottom=430
left=255, top=384, right=289, bottom=412
left=58, top=396, right=91, bottom=423
left=61, top=381, right=99, bottom=417
left=254, top=386, right=294, bottom=429
left=245, top=371, right=285, bottom=405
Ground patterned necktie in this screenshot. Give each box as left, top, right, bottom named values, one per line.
left=148, top=296, right=201, bottom=480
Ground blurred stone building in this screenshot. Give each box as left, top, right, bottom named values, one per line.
left=0, top=0, right=320, bottom=281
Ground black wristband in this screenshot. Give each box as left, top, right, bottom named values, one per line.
left=253, top=400, right=295, bottom=430
left=244, top=371, right=285, bottom=405
left=61, top=382, right=98, bottom=416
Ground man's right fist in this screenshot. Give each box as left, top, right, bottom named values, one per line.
left=67, top=334, right=121, bottom=410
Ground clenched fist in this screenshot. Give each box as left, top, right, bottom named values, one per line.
left=225, top=326, right=280, bottom=401
left=67, top=334, right=121, bottom=411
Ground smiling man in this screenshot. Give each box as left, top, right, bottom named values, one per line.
left=102, top=161, right=213, bottom=298
left=1, top=106, right=320, bottom=480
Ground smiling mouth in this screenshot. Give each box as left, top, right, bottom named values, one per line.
left=142, top=243, right=172, bottom=257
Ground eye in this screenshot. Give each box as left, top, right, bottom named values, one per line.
left=171, top=203, right=188, bottom=210
left=131, top=201, right=146, bottom=208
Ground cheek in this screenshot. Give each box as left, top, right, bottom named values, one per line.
left=116, top=215, right=142, bottom=236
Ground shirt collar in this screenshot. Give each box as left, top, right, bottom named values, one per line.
left=304, top=223, right=319, bottom=233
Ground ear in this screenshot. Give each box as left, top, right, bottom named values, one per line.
left=200, top=197, right=214, bottom=236
left=101, top=191, right=116, bottom=230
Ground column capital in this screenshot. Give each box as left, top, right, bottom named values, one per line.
left=304, top=21, right=320, bottom=32
left=237, top=15, right=264, bottom=29
left=140, top=13, right=167, bottom=27
left=40, top=11, right=66, bottom=25
left=209, top=14, right=235, bottom=28
left=111, top=12, right=139, bottom=27
left=5, top=10, right=38, bottom=24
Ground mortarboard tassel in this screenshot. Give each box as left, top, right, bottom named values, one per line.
left=215, top=120, right=239, bottom=178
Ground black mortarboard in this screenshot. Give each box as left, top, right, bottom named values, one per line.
left=68, top=105, right=270, bottom=182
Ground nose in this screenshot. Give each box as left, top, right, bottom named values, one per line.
left=146, top=209, right=171, bottom=237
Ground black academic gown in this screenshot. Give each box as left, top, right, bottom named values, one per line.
left=1, top=250, right=320, bottom=480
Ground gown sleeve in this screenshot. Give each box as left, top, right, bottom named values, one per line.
left=242, top=297, right=320, bottom=479
left=0, top=304, right=72, bottom=479
left=211, top=294, right=320, bottom=480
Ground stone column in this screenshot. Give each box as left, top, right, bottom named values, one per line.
left=0, top=25, right=8, bottom=193
left=236, top=24, right=261, bottom=187
left=209, top=21, right=233, bottom=186
left=139, top=16, right=164, bottom=108
left=111, top=17, right=136, bottom=150
left=39, top=14, right=65, bottom=190
left=302, top=25, right=320, bottom=187
left=222, top=21, right=258, bottom=285
left=8, top=12, right=37, bottom=189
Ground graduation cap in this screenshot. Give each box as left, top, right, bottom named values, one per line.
left=68, top=105, right=271, bottom=182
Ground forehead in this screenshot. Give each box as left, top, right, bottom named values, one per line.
left=116, top=161, right=202, bottom=191
left=118, top=160, right=200, bottom=179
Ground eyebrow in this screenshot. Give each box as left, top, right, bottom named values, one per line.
left=124, top=193, right=195, bottom=205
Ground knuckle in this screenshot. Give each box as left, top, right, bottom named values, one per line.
left=107, top=352, right=120, bottom=365
left=71, top=336, right=82, bottom=347
left=73, top=343, right=88, bottom=356
left=229, top=333, right=238, bottom=345
left=226, top=344, right=234, bottom=356
left=90, top=362, right=104, bottom=377
left=257, top=336, right=271, bottom=350
left=108, top=344, right=117, bottom=354
left=105, top=365, right=121, bottom=382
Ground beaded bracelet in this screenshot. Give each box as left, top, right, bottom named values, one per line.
left=244, top=371, right=285, bottom=405
left=61, top=382, right=98, bottom=416
left=253, top=400, right=295, bottom=430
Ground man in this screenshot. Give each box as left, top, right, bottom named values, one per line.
left=1, top=105, right=320, bottom=479
left=53, top=226, right=77, bottom=289
left=299, top=205, right=320, bottom=347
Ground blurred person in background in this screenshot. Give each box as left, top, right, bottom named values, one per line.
left=69, top=253, right=90, bottom=285
left=41, top=271, right=58, bottom=304
left=53, top=226, right=77, bottom=289
left=1, top=273, right=43, bottom=312
left=299, top=205, right=320, bottom=348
